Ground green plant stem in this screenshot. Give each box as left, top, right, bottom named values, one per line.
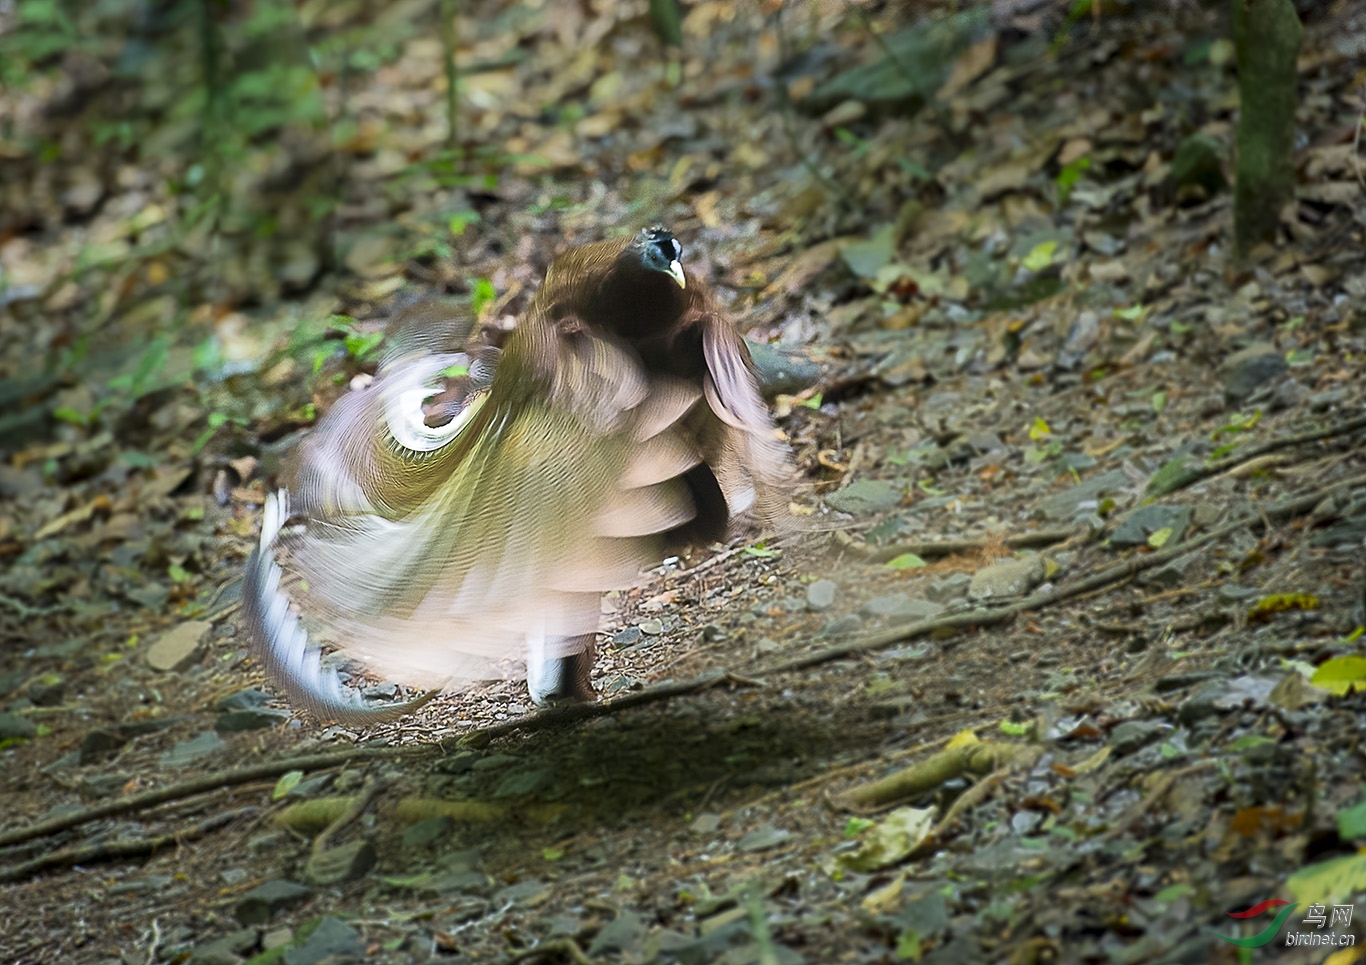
left=441, top=0, right=460, bottom=156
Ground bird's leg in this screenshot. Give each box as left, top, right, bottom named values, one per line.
left=525, top=630, right=598, bottom=704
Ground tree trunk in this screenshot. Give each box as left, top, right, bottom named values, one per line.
left=1232, top=0, right=1303, bottom=259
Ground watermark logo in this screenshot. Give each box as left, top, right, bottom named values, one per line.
left=1212, top=899, right=1298, bottom=948
left=1212, top=899, right=1356, bottom=948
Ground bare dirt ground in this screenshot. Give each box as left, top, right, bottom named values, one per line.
left=3, top=1, right=1366, bottom=963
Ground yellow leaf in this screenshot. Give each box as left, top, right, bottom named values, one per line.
left=946, top=728, right=981, bottom=750
left=1310, top=656, right=1366, bottom=696
left=1147, top=527, right=1172, bottom=548
left=1287, top=853, right=1366, bottom=905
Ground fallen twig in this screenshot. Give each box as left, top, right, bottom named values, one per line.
left=756, top=469, right=1366, bottom=678
left=929, top=746, right=1044, bottom=840
left=1159, top=412, right=1366, bottom=496
left=0, top=807, right=257, bottom=883
left=831, top=741, right=1038, bottom=813
left=444, top=670, right=742, bottom=751
left=505, top=938, right=595, bottom=965
left=834, top=525, right=1080, bottom=565
left=0, top=748, right=394, bottom=849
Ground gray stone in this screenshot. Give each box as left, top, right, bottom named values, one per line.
left=27, top=680, right=64, bottom=706
left=1110, top=504, right=1192, bottom=549
left=493, top=767, right=555, bottom=798
left=0, top=713, right=37, bottom=740
left=78, top=773, right=130, bottom=799
left=304, top=840, right=376, bottom=887
left=1035, top=469, right=1131, bottom=520
left=160, top=731, right=226, bottom=768
left=638, top=618, right=664, bottom=635
left=282, top=916, right=363, bottom=965
left=188, top=928, right=259, bottom=965
left=746, top=340, right=822, bottom=399
left=886, top=598, right=945, bottom=624
left=216, top=689, right=271, bottom=712
left=587, top=910, right=648, bottom=958
left=146, top=621, right=211, bottom=673
left=690, top=812, right=721, bottom=834
left=78, top=728, right=128, bottom=762
left=821, top=614, right=862, bottom=636
left=926, top=572, right=972, bottom=603
left=968, top=557, right=1046, bottom=601
left=861, top=595, right=907, bottom=618
left=235, top=879, right=312, bottom=926
left=737, top=825, right=793, bottom=852
left=612, top=627, right=643, bottom=648
left=1142, top=558, right=1192, bottom=588
left=403, top=816, right=454, bottom=849
left=805, top=579, right=838, bottom=611
left=1109, top=720, right=1169, bottom=756
left=1222, top=343, right=1287, bottom=402
left=215, top=708, right=291, bottom=733
left=825, top=479, right=903, bottom=514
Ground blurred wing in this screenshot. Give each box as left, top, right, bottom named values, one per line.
left=243, top=317, right=712, bottom=722
left=700, top=319, right=794, bottom=526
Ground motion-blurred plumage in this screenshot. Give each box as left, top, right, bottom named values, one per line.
left=242, top=228, right=791, bottom=723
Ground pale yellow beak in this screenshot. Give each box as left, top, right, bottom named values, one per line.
left=666, top=260, right=687, bottom=289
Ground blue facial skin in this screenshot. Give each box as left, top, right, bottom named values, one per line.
left=639, top=228, right=686, bottom=288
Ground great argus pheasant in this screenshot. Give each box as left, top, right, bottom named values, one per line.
left=242, top=227, right=792, bottom=723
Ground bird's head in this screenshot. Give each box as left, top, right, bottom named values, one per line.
left=632, top=226, right=687, bottom=290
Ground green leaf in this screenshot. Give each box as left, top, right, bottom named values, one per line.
left=1112, top=303, right=1145, bottom=322
left=272, top=770, right=304, bottom=800
left=119, top=450, right=157, bottom=469
left=885, top=553, right=927, bottom=570
left=1021, top=240, right=1057, bottom=273
left=52, top=406, right=88, bottom=426
left=799, top=392, right=823, bottom=410
left=1055, top=155, right=1091, bottom=205
left=167, top=564, right=192, bottom=583
left=542, top=847, right=564, bottom=861
left=896, top=929, right=922, bottom=960
left=441, top=363, right=470, bottom=379
left=744, top=541, right=781, bottom=559
left=1153, top=883, right=1195, bottom=903
left=343, top=331, right=383, bottom=361
left=998, top=720, right=1028, bottom=736
left=844, top=817, right=875, bottom=839
left=1151, top=391, right=1166, bottom=413
left=448, top=210, right=479, bottom=236
left=1336, top=797, right=1366, bottom=840
left=470, top=277, right=497, bottom=314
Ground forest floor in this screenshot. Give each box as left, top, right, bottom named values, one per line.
left=4, top=1, right=1366, bottom=963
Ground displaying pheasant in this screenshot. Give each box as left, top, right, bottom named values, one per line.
left=242, top=228, right=792, bottom=723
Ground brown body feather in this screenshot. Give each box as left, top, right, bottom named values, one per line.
left=241, top=229, right=791, bottom=722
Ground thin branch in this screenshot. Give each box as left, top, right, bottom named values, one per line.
left=755, top=468, right=1366, bottom=677
left=0, top=748, right=395, bottom=849
left=0, top=807, right=257, bottom=883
